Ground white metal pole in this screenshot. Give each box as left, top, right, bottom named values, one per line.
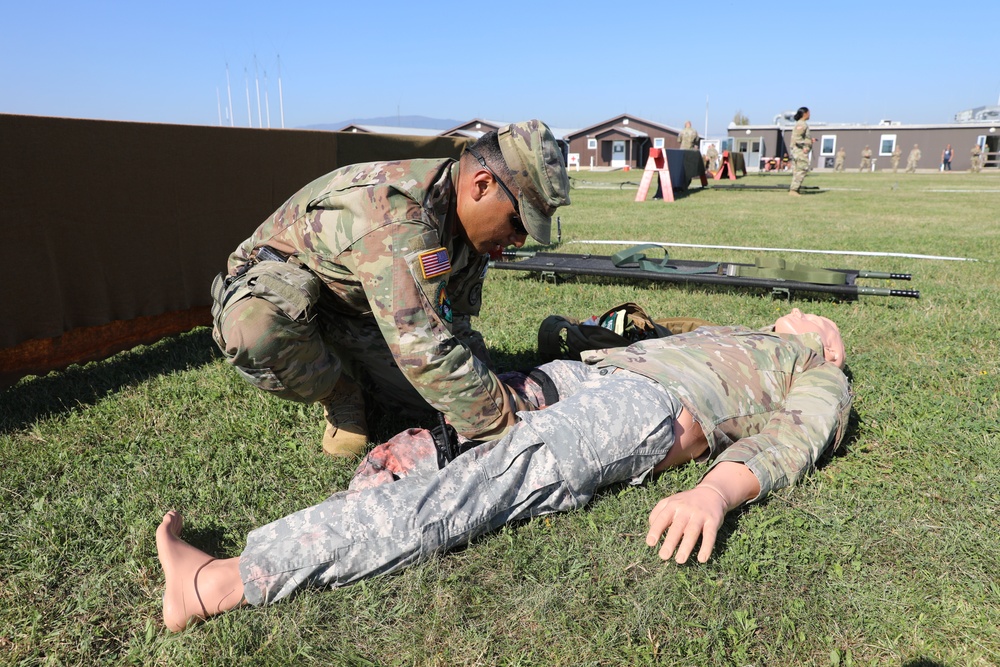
left=277, top=54, right=285, bottom=129
left=263, top=69, right=271, bottom=128
left=704, top=95, right=709, bottom=140
left=569, top=239, right=979, bottom=262
left=254, top=56, right=262, bottom=128
left=225, top=63, right=234, bottom=127
left=244, top=68, right=252, bottom=127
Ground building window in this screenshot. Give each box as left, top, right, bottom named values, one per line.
left=879, top=134, right=897, bottom=156
left=653, top=137, right=664, bottom=149
left=587, top=138, right=597, bottom=150
left=820, top=135, right=836, bottom=156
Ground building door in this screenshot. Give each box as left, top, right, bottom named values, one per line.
left=737, top=137, right=765, bottom=172
left=986, top=136, right=999, bottom=169
left=611, top=140, right=626, bottom=168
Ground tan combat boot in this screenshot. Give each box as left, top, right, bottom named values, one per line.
left=655, top=317, right=714, bottom=335
left=321, top=377, right=368, bottom=458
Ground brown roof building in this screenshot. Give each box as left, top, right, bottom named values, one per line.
left=728, top=119, right=998, bottom=172
left=563, top=114, right=681, bottom=170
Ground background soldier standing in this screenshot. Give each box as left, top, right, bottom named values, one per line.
left=859, top=145, right=872, bottom=172
left=788, top=106, right=813, bottom=196
left=705, top=143, right=719, bottom=172
left=834, top=146, right=846, bottom=172
left=678, top=121, right=700, bottom=150
left=906, top=144, right=921, bottom=173
left=970, top=144, right=982, bottom=173
left=891, top=145, right=902, bottom=173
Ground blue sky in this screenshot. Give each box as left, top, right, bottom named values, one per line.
left=3, top=1, right=997, bottom=137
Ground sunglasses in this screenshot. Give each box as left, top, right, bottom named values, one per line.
left=466, top=149, right=528, bottom=236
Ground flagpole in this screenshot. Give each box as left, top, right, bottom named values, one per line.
left=244, top=68, right=252, bottom=127
left=277, top=54, right=285, bottom=129
left=254, top=55, right=262, bottom=128
left=225, top=62, right=234, bottom=127
left=263, top=68, right=271, bottom=128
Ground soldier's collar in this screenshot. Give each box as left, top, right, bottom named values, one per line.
left=765, top=325, right=825, bottom=359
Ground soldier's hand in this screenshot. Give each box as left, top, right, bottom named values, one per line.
left=645, top=486, right=727, bottom=564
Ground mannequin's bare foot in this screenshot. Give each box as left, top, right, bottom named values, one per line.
left=156, top=511, right=246, bottom=632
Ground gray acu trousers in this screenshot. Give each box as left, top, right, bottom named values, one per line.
left=239, top=370, right=682, bottom=605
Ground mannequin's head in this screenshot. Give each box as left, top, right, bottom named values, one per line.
left=774, top=308, right=846, bottom=368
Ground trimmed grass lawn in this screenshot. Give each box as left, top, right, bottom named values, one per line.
left=2, top=169, right=998, bottom=666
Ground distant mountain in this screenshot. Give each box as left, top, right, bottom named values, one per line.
left=299, top=115, right=464, bottom=131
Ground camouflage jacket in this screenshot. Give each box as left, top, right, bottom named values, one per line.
left=791, top=121, right=811, bottom=152
left=679, top=127, right=700, bottom=150
left=228, top=158, right=532, bottom=439
left=581, top=326, right=852, bottom=501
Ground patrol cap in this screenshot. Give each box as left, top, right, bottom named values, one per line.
left=497, top=119, right=571, bottom=245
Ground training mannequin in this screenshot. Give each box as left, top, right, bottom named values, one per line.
left=156, top=309, right=851, bottom=631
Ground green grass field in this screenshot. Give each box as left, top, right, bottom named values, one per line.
left=2, top=169, right=998, bottom=666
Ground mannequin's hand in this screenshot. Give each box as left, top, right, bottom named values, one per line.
left=645, top=485, right=728, bottom=564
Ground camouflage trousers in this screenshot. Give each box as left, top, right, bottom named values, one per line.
left=211, top=261, right=429, bottom=414
left=789, top=149, right=810, bottom=192
left=238, top=370, right=682, bottom=605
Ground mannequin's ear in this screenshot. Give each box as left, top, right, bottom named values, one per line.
left=823, top=344, right=845, bottom=368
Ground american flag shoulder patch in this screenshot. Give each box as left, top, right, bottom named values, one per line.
left=417, top=247, right=452, bottom=279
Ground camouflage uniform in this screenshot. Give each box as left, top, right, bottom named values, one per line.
left=679, top=125, right=700, bottom=151
left=859, top=147, right=872, bottom=172
left=906, top=146, right=921, bottom=173
left=706, top=144, right=719, bottom=172
left=238, top=326, right=851, bottom=605
left=891, top=146, right=902, bottom=173
left=211, top=158, right=533, bottom=440
left=789, top=120, right=812, bottom=193
left=971, top=145, right=982, bottom=173
left=834, top=148, right=846, bottom=172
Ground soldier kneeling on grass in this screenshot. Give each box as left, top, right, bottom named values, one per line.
left=210, top=120, right=571, bottom=459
